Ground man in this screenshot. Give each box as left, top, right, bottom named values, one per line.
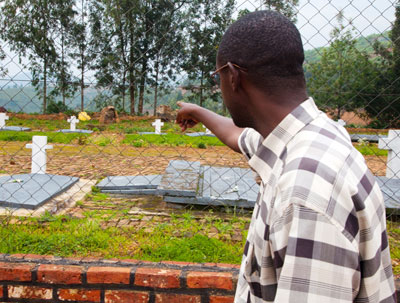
left=176, top=10, right=396, bottom=303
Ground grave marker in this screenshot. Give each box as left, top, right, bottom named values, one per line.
left=0, top=113, right=9, bottom=128
left=337, top=119, right=346, bottom=127
left=378, top=130, right=400, bottom=178
left=26, top=136, right=53, bottom=174
left=68, top=116, right=79, bottom=131
left=203, top=125, right=212, bottom=135
left=152, top=119, right=164, bottom=135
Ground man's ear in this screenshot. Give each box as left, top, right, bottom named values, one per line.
left=227, top=62, right=240, bottom=92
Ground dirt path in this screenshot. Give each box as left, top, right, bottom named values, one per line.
left=1, top=142, right=387, bottom=179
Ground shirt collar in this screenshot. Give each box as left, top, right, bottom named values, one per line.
left=248, top=97, right=320, bottom=182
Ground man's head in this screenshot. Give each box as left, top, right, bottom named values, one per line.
left=216, top=10, right=307, bottom=129
left=217, top=10, right=305, bottom=92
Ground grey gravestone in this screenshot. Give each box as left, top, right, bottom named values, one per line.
left=376, top=176, right=400, bottom=210
left=97, top=175, right=161, bottom=195
left=0, top=126, right=31, bottom=132
left=0, top=174, right=79, bottom=209
left=138, top=132, right=166, bottom=135
left=350, top=134, right=385, bottom=143
left=186, top=132, right=215, bottom=137
left=56, top=129, right=93, bottom=134
left=158, top=160, right=201, bottom=197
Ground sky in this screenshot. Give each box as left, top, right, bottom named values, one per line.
left=237, top=0, right=396, bottom=50
left=0, top=0, right=397, bottom=84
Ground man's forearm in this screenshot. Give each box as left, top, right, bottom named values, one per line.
left=190, top=106, right=244, bottom=153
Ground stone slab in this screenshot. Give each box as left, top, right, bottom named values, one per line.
left=158, top=160, right=201, bottom=197
left=0, top=126, right=31, bottom=131
left=100, top=189, right=160, bottom=195
left=56, top=129, right=93, bottom=134
left=97, top=175, right=162, bottom=190
left=138, top=132, right=166, bottom=135
left=350, top=134, right=386, bottom=143
left=186, top=132, right=215, bottom=137
left=0, top=178, right=95, bottom=217
left=0, top=174, right=79, bottom=209
left=376, top=176, right=400, bottom=210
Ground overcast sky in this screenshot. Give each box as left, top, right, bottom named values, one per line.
left=237, top=0, right=396, bottom=50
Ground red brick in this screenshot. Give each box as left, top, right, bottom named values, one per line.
left=105, top=290, right=149, bottom=303
left=0, top=262, right=34, bottom=281
left=210, top=295, right=235, bottom=303
left=37, top=264, right=83, bottom=284
left=87, top=266, right=130, bottom=284
left=8, top=285, right=52, bottom=300
left=58, top=289, right=100, bottom=302
left=0, top=285, right=3, bottom=298
left=187, top=271, right=233, bottom=290
left=155, top=293, right=201, bottom=303
left=135, top=268, right=180, bottom=289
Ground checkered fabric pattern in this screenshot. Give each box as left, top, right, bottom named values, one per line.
left=235, top=98, right=396, bottom=303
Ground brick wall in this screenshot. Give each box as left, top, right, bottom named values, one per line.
left=0, top=254, right=238, bottom=303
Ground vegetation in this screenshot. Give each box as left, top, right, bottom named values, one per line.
left=0, top=193, right=249, bottom=263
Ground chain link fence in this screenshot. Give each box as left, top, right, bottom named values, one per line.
left=0, top=0, right=400, bottom=264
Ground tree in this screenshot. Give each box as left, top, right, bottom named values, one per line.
left=90, top=0, right=140, bottom=114
left=365, top=2, right=400, bottom=128
left=0, top=44, right=7, bottom=77
left=307, top=13, right=376, bottom=119
left=0, top=0, right=62, bottom=113
left=182, top=0, right=235, bottom=108
left=264, top=0, right=299, bottom=22
left=50, top=0, right=78, bottom=109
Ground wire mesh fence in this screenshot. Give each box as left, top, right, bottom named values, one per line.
left=0, top=0, right=400, bottom=265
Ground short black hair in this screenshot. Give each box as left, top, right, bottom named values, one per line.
left=218, top=10, right=305, bottom=91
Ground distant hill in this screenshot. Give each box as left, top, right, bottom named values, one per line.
left=304, top=31, right=391, bottom=63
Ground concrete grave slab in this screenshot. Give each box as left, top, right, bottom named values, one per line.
left=186, top=132, right=216, bottom=137
left=0, top=126, right=31, bottom=131
left=0, top=174, right=79, bottom=209
left=379, top=130, right=400, bottom=179
left=376, top=176, right=400, bottom=210
left=97, top=175, right=162, bottom=195
left=158, top=160, right=201, bottom=197
left=56, top=129, right=93, bottom=134
left=351, top=134, right=385, bottom=143
left=138, top=132, right=166, bottom=135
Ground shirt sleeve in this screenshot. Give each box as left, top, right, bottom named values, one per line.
left=270, top=203, right=360, bottom=302
left=237, top=128, right=263, bottom=161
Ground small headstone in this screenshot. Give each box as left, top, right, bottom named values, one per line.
left=67, top=116, right=79, bottom=131
left=203, top=125, right=212, bottom=135
left=0, top=113, right=9, bottom=128
left=26, top=136, right=53, bottom=174
left=337, top=119, right=346, bottom=127
left=99, top=106, right=119, bottom=124
left=152, top=119, right=164, bottom=135
left=378, top=129, right=400, bottom=178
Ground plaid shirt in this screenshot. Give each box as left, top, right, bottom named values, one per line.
left=235, top=98, right=396, bottom=302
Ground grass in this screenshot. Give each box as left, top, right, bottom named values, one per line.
left=354, top=142, right=388, bottom=156
left=0, top=131, right=90, bottom=144
left=0, top=191, right=248, bottom=263
left=122, top=133, right=223, bottom=147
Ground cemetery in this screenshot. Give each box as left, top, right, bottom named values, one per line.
left=0, top=113, right=399, bottom=267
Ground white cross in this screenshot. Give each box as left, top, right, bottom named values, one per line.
left=378, top=130, right=400, bottom=179
left=203, top=125, right=212, bottom=135
left=0, top=113, right=9, bottom=128
left=26, top=136, right=53, bottom=174
left=152, top=119, right=164, bottom=135
left=337, top=119, right=346, bottom=127
left=67, top=116, right=79, bottom=131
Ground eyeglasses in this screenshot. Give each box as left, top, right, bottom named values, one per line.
left=210, top=62, right=247, bottom=85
